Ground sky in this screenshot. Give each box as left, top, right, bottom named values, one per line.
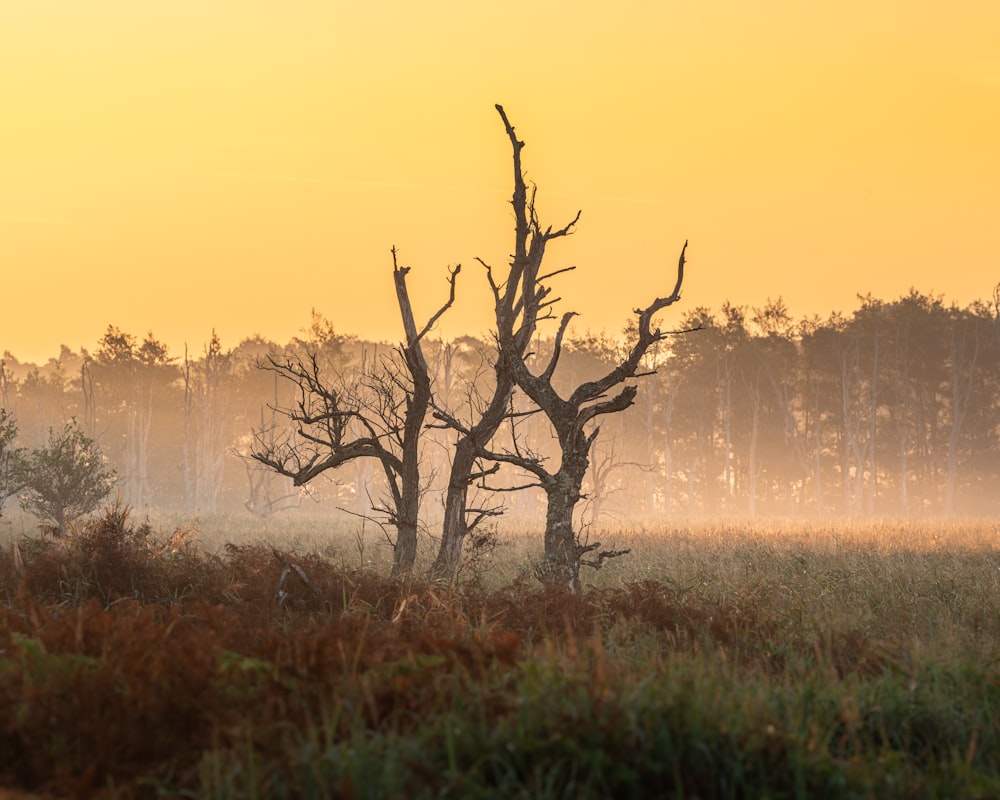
left=2, top=1, right=999, bottom=365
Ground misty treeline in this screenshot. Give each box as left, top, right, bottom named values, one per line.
left=1, top=287, right=997, bottom=525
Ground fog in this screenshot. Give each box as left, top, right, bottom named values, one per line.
left=2, top=288, right=999, bottom=529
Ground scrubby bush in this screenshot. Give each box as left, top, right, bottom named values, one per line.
left=3, top=503, right=203, bottom=604
left=18, top=419, right=115, bottom=534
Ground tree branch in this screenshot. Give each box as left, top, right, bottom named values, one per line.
left=542, top=311, right=578, bottom=382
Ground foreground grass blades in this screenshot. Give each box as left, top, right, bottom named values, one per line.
left=1, top=510, right=999, bottom=798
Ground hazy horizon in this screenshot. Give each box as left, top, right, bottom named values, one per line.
left=1, top=281, right=995, bottom=368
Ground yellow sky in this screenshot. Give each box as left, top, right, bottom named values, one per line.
left=2, top=1, right=998, bottom=364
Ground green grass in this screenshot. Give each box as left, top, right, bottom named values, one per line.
left=1, top=510, right=999, bottom=797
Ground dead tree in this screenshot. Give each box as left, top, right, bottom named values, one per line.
left=487, top=104, right=690, bottom=592
left=427, top=106, right=585, bottom=582
left=428, top=244, right=571, bottom=578
left=252, top=248, right=458, bottom=577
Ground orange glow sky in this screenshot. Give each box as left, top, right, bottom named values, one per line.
left=2, top=1, right=998, bottom=364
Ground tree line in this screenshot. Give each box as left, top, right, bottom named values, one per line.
left=2, top=290, right=997, bottom=544
left=623, top=290, right=1000, bottom=520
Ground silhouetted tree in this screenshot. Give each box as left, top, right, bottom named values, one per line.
left=485, top=104, right=691, bottom=591
left=253, top=249, right=458, bottom=576
left=427, top=142, right=578, bottom=581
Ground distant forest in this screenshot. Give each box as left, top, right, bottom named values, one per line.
left=2, top=289, right=998, bottom=522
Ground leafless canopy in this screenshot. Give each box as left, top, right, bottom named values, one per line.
left=484, top=103, right=692, bottom=591
left=251, top=247, right=461, bottom=576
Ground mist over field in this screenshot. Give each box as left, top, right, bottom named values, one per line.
left=2, top=286, right=998, bottom=534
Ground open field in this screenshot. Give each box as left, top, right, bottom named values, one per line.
left=2, top=511, right=999, bottom=798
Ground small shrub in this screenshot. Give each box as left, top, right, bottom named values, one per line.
left=18, top=419, right=115, bottom=535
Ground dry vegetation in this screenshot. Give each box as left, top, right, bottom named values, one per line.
left=1, top=510, right=999, bottom=798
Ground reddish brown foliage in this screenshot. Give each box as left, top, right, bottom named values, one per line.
left=0, top=509, right=901, bottom=797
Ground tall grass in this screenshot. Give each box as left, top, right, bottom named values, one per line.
left=1, top=510, right=998, bottom=797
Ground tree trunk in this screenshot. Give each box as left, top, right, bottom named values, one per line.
left=431, top=441, right=478, bottom=580
left=392, top=366, right=427, bottom=577
left=390, top=253, right=460, bottom=575
left=542, top=480, right=584, bottom=592
left=431, top=351, right=516, bottom=582
left=393, top=518, right=419, bottom=578
left=540, top=451, right=588, bottom=592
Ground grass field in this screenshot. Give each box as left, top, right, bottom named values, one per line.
left=1, top=509, right=999, bottom=798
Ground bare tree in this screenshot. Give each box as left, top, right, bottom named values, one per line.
left=484, top=104, right=691, bottom=591
left=427, top=186, right=571, bottom=579
left=252, top=248, right=458, bottom=576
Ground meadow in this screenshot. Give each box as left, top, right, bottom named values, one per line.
left=1, top=510, right=999, bottom=798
